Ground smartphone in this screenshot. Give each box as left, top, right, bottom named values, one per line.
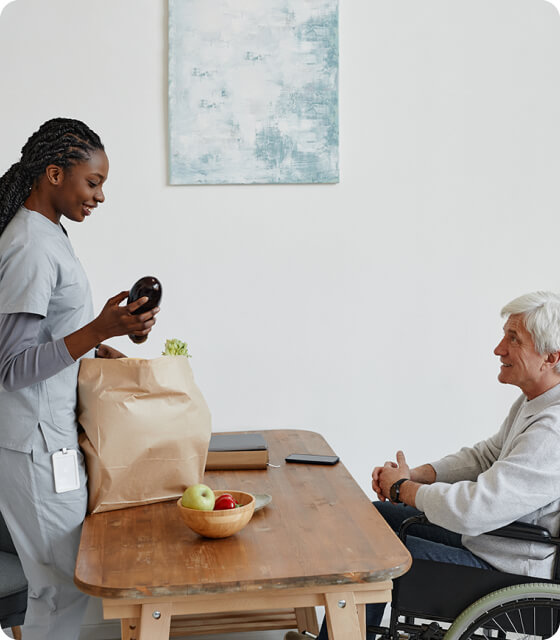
left=285, top=453, right=340, bottom=465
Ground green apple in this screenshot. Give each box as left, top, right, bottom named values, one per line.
left=181, top=484, right=215, bottom=510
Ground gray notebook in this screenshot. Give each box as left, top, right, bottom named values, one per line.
left=208, top=433, right=267, bottom=452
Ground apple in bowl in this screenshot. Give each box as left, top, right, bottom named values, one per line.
left=177, top=488, right=255, bottom=538
left=181, top=483, right=216, bottom=510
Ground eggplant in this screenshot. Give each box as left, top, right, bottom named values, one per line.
left=127, top=276, right=162, bottom=343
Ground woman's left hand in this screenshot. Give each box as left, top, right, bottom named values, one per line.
left=96, top=344, right=126, bottom=359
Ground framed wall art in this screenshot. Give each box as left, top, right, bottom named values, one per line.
left=168, top=0, right=339, bottom=184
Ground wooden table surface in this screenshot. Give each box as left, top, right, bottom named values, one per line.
left=75, top=429, right=411, bottom=639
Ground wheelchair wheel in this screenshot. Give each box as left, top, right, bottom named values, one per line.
left=444, top=583, right=560, bottom=640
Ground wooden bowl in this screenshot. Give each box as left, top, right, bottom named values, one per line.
left=176, top=490, right=255, bottom=538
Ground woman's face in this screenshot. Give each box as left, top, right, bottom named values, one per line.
left=52, top=149, right=109, bottom=223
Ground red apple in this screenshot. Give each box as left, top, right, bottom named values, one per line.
left=214, top=494, right=238, bottom=510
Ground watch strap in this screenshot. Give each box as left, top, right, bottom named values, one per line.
left=390, top=478, right=409, bottom=503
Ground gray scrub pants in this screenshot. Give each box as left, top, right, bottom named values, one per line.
left=0, top=427, right=90, bottom=639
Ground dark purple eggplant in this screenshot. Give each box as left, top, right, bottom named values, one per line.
left=127, top=276, right=162, bottom=343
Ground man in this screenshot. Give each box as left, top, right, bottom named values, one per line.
left=285, top=291, right=560, bottom=640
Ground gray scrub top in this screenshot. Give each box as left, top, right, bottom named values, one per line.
left=0, top=207, right=94, bottom=452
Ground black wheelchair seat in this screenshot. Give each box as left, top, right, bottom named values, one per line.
left=369, top=514, right=560, bottom=640
left=396, top=557, right=556, bottom=623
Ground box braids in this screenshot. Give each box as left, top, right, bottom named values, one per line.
left=0, top=117, right=104, bottom=235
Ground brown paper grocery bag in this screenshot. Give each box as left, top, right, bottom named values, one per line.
left=77, top=356, right=211, bottom=514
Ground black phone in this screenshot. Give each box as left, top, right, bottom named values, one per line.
left=285, top=453, right=340, bottom=465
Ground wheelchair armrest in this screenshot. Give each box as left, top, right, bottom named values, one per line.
left=486, top=521, right=556, bottom=543
left=398, top=514, right=430, bottom=541
left=398, top=513, right=560, bottom=546
left=396, top=512, right=560, bottom=584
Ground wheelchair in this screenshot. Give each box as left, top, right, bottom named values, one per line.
left=367, top=514, right=560, bottom=640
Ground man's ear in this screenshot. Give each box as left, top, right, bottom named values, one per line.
left=545, top=351, right=560, bottom=368
left=45, top=164, right=64, bottom=186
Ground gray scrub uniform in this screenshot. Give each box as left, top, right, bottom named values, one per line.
left=0, top=207, right=94, bottom=639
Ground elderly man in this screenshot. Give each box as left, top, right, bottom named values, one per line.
left=285, top=291, right=560, bottom=640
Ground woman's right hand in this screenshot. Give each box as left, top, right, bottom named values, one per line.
left=93, top=291, right=159, bottom=341
left=64, top=291, right=160, bottom=361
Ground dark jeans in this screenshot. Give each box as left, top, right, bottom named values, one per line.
left=316, top=502, right=494, bottom=640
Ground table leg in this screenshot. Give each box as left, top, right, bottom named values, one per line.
left=295, top=606, right=319, bottom=635
left=121, top=618, right=140, bottom=640
left=138, top=602, right=172, bottom=640
left=357, top=603, right=366, bottom=637
left=324, top=591, right=363, bottom=640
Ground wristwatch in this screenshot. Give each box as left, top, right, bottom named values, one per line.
left=390, top=478, right=408, bottom=504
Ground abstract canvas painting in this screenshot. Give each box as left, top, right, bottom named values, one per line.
left=168, top=0, right=339, bottom=184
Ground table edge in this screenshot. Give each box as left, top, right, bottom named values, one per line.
left=74, top=558, right=412, bottom=600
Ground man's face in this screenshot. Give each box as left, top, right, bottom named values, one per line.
left=494, top=314, right=547, bottom=398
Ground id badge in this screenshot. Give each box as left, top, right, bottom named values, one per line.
left=52, top=448, right=80, bottom=493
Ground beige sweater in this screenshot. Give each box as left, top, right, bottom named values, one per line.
left=415, top=383, right=560, bottom=579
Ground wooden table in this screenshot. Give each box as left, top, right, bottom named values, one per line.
left=74, top=429, right=411, bottom=640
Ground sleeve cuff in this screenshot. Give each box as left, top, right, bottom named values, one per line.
left=55, top=337, right=76, bottom=365
left=429, top=458, right=461, bottom=483
left=415, top=484, right=428, bottom=512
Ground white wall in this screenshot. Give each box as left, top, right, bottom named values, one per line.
left=2, top=0, right=560, bottom=634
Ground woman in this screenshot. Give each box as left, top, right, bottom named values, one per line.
left=0, top=118, right=159, bottom=639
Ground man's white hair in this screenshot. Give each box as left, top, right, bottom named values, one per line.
left=501, top=291, right=560, bottom=372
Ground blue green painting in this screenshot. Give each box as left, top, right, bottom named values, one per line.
left=168, top=0, right=339, bottom=184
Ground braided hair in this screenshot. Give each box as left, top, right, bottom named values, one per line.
left=0, top=118, right=104, bottom=236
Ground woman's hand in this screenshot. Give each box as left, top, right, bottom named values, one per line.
left=93, top=291, right=159, bottom=342
left=63, top=291, right=159, bottom=361
left=96, top=344, right=126, bottom=359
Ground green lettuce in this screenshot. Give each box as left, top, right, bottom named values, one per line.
left=162, top=338, right=191, bottom=357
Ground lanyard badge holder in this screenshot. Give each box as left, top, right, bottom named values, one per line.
left=52, top=448, right=80, bottom=493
